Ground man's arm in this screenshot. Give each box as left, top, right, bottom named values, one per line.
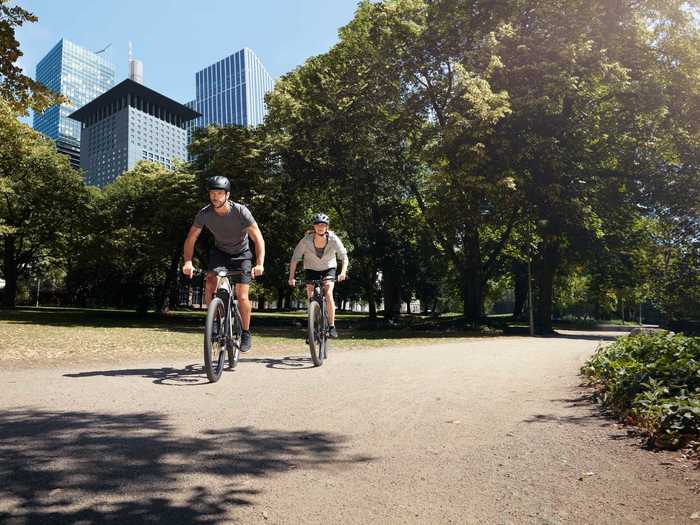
left=182, top=225, right=202, bottom=278
left=247, top=223, right=265, bottom=278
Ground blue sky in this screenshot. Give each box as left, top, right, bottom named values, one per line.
left=16, top=0, right=360, bottom=109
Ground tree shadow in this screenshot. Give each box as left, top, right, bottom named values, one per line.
left=0, top=409, right=374, bottom=523
left=0, top=309, right=497, bottom=339
left=521, top=413, right=600, bottom=426
left=63, top=364, right=211, bottom=386
left=547, top=332, right=623, bottom=342
left=521, top=392, right=632, bottom=446
left=0, top=308, right=205, bottom=331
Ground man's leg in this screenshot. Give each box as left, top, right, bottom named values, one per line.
left=204, top=273, right=217, bottom=305
left=235, top=282, right=254, bottom=352
left=235, top=283, right=251, bottom=330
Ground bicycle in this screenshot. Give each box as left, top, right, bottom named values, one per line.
left=203, top=267, right=245, bottom=382
left=306, top=278, right=330, bottom=367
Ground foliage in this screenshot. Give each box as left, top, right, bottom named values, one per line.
left=582, top=332, right=700, bottom=448
left=188, top=124, right=308, bottom=306
left=64, top=162, right=200, bottom=312
left=0, top=99, right=87, bottom=308
left=3, top=0, right=700, bottom=322
left=0, top=1, right=65, bottom=113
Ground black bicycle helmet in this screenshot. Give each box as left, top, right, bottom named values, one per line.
left=206, top=176, right=231, bottom=192
left=312, top=212, right=330, bottom=225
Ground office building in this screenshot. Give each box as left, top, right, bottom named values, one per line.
left=33, top=39, right=116, bottom=169
left=186, top=48, right=274, bottom=144
left=69, top=78, right=199, bottom=186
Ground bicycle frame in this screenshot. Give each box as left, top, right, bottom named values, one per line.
left=309, top=279, right=329, bottom=330
left=213, top=268, right=246, bottom=342
left=215, top=271, right=234, bottom=340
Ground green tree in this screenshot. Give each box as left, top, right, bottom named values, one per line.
left=188, top=124, right=308, bottom=308
left=0, top=100, right=87, bottom=307
left=485, top=0, right=700, bottom=331
left=0, top=1, right=64, bottom=113
left=64, top=162, right=200, bottom=312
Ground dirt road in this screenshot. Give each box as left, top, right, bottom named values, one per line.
left=1, top=331, right=697, bottom=524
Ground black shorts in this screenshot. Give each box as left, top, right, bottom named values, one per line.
left=208, top=247, right=253, bottom=284
left=305, top=268, right=336, bottom=283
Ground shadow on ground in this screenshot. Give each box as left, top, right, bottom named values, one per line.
left=1, top=308, right=495, bottom=340
left=238, top=355, right=316, bottom=370
left=548, top=332, right=621, bottom=342
left=63, top=364, right=211, bottom=386
left=0, top=409, right=374, bottom=524
left=63, top=357, right=318, bottom=384
left=520, top=392, right=636, bottom=447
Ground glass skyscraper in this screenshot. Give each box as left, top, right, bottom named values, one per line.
left=33, top=39, right=115, bottom=169
left=186, top=48, right=274, bottom=143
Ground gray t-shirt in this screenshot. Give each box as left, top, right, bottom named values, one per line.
left=193, top=201, right=256, bottom=255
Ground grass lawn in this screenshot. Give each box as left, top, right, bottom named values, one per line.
left=0, top=307, right=493, bottom=366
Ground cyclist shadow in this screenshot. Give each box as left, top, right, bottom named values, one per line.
left=239, top=355, right=316, bottom=370
left=64, top=363, right=213, bottom=386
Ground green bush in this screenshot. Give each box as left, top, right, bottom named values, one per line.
left=581, top=332, right=700, bottom=448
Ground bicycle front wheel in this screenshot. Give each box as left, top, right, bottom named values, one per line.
left=228, top=303, right=242, bottom=369
left=308, top=300, right=325, bottom=367
left=204, top=297, right=227, bottom=382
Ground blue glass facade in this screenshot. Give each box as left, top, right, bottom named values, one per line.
left=186, top=48, right=274, bottom=142
left=33, top=39, right=115, bottom=168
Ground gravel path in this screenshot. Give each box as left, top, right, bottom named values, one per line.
left=0, top=330, right=697, bottom=524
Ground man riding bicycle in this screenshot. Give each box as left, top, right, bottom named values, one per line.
left=288, top=213, right=348, bottom=338
left=182, top=176, right=265, bottom=353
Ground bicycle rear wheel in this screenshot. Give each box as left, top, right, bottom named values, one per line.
left=228, top=302, right=242, bottom=369
left=204, top=297, right=227, bottom=382
left=308, top=300, right=325, bottom=367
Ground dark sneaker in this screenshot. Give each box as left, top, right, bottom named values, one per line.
left=328, top=326, right=338, bottom=338
left=240, top=331, right=252, bottom=353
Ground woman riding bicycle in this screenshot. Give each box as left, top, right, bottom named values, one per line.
left=288, top=213, right=348, bottom=338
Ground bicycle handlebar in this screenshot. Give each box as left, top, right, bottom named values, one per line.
left=211, top=267, right=248, bottom=277
left=189, top=268, right=249, bottom=278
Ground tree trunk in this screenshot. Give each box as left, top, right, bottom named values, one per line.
left=512, top=262, right=528, bottom=318
left=276, top=287, right=284, bottom=310
left=534, top=239, right=560, bottom=334
left=462, top=271, right=483, bottom=325
left=381, top=267, right=401, bottom=320
left=462, top=231, right=483, bottom=325
left=366, top=270, right=377, bottom=320
left=2, top=236, right=18, bottom=309
left=159, top=245, right=181, bottom=314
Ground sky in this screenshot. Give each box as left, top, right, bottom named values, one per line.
left=15, top=0, right=361, bottom=120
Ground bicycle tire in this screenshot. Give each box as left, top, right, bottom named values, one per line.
left=228, top=302, right=242, bottom=369
left=308, top=300, right=325, bottom=366
left=322, top=301, right=330, bottom=360
left=204, top=297, right=227, bottom=382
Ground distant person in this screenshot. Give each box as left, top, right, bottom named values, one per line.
left=288, top=213, right=348, bottom=338
left=182, top=176, right=265, bottom=353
